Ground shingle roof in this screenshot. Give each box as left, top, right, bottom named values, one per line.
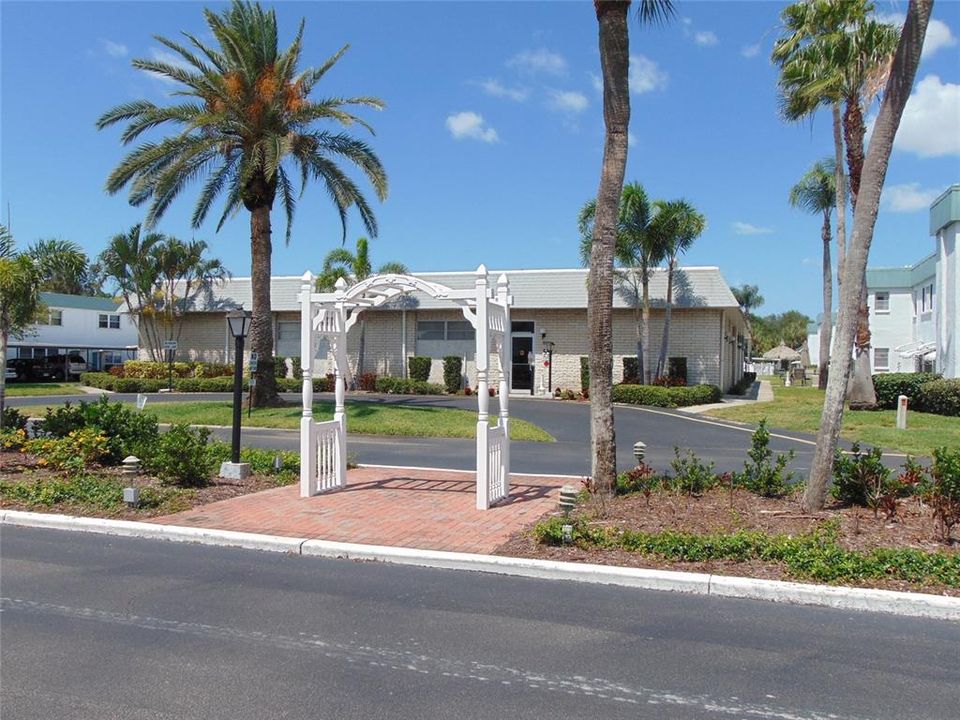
left=177, top=266, right=741, bottom=313
left=40, top=292, right=121, bottom=312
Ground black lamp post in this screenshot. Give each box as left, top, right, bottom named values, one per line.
left=226, top=309, right=252, bottom=465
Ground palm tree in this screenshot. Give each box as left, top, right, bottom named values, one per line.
left=578, top=183, right=666, bottom=384
left=0, top=229, right=43, bottom=425
left=803, top=0, right=931, bottom=512
left=732, top=283, right=764, bottom=358
left=588, top=0, right=674, bottom=495
left=652, top=199, right=706, bottom=379
left=27, top=238, right=98, bottom=295
left=316, top=237, right=408, bottom=379
left=96, top=0, right=388, bottom=407
left=773, top=0, right=899, bottom=410
left=789, top=158, right=836, bottom=389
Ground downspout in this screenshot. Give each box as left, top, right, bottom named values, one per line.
left=401, top=309, right=407, bottom=378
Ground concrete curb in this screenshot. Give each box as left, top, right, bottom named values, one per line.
left=3, top=509, right=958, bottom=621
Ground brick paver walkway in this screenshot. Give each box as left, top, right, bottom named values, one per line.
left=152, top=466, right=573, bottom=554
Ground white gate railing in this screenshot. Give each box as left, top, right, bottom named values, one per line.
left=300, top=418, right=346, bottom=497
left=482, top=423, right=509, bottom=509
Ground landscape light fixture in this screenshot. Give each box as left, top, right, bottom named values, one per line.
left=226, top=309, right=252, bottom=340
left=220, top=309, right=253, bottom=479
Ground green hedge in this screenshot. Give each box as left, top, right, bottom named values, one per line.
left=407, top=356, right=432, bottom=382
left=580, top=356, right=590, bottom=393
left=374, top=376, right=445, bottom=395
left=916, top=378, right=960, bottom=417
left=872, top=372, right=940, bottom=409
left=442, top=356, right=463, bottom=394
left=611, top=383, right=722, bottom=408
left=81, top=372, right=332, bottom=394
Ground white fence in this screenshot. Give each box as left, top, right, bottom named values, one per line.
left=300, top=419, right=345, bottom=497
left=485, top=424, right=508, bottom=508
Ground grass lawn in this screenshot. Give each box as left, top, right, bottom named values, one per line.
left=5, top=382, right=85, bottom=397
left=706, top=376, right=958, bottom=456
left=139, top=400, right=554, bottom=442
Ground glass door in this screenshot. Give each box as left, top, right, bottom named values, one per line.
left=511, top=321, right=535, bottom=393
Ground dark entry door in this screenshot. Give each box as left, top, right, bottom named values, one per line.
left=512, top=336, right=533, bottom=392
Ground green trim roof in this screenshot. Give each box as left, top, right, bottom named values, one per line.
left=930, top=184, right=960, bottom=235
left=866, top=252, right=937, bottom=289
left=40, top=292, right=121, bottom=312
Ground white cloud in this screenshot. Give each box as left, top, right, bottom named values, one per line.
left=733, top=221, right=773, bottom=236
left=894, top=75, right=960, bottom=157
left=589, top=72, right=603, bottom=94
left=446, top=111, right=499, bottom=143
left=740, top=43, right=760, bottom=59
left=547, top=89, right=588, bottom=113
left=881, top=183, right=943, bottom=212
left=506, top=48, right=566, bottom=76
left=101, top=39, right=128, bottom=58
left=628, top=131, right=637, bottom=147
left=694, top=31, right=718, bottom=47
left=629, top=54, right=668, bottom=95
left=876, top=13, right=956, bottom=59
left=479, top=79, right=528, bottom=102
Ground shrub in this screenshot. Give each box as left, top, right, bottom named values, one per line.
left=872, top=372, right=940, bottom=410
left=831, top=443, right=896, bottom=514
left=144, top=424, right=212, bottom=486
left=616, top=463, right=661, bottom=502
left=442, top=356, right=463, bottom=394
left=274, top=356, right=288, bottom=379
left=0, top=428, right=27, bottom=450
left=358, top=372, right=378, bottom=392
left=206, top=442, right=299, bottom=482
left=123, top=360, right=196, bottom=380
left=407, top=356, right=432, bottom=382
left=291, top=357, right=303, bottom=380
left=735, top=420, right=795, bottom=497
left=374, top=376, right=445, bottom=395
left=652, top=375, right=686, bottom=387
left=25, top=428, right=109, bottom=475
left=193, top=362, right=233, bottom=378
left=108, top=365, right=126, bottom=377
left=80, top=372, right=115, bottom=390
left=915, top=378, right=960, bottom=417
left=611, top=384, right=722, bottom=408
left=622, top=357, right=639, bottom=384
left=35, top=403, right=88, bottom=438
left=669, top=448, right=717, bottom=496
left=931, top=446, right=960, bottom=543
left=198, top=376, right=248, bottom=392
left=579, top=356, right=589, bottom=393
left=1, top=407, right=28, bottom=432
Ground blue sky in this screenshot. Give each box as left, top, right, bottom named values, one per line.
left=2, top=1, right=958, bottom=316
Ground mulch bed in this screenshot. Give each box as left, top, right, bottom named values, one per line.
left=0, top=450, right=292, bottom=520
left=495, top=487, right=960, bottom=597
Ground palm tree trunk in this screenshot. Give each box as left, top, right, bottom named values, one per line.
left=819, top=210, right=833, bottom=390
left=657, top=258, right=675, bottom=378
left=803, top=0, right=931, bottom=512
left=640, top=278, right=650, bottom=384
left=832, top=102, right=847, bottom=284
left=588, top=0, right=630, bottom=495
left=249, top=203, right=281, bottom=407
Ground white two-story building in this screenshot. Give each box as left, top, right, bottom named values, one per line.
left=8, top=292, right=139, bottom=372
left=807, top=184, right=960, bottom=378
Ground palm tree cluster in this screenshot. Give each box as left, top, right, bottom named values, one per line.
left=578, top=183, right=705, bottom=385
left=97, top=225, right=229, bottom=361
left=27, top=238, right=102, bottom=296
left=97, top=0, right=388, bottom=406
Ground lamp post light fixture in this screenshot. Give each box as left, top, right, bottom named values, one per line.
left=220, top=308, right=252, bottom=480
left=542, top=339, right=555, bottom=396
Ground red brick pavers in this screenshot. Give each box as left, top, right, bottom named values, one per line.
left=151, top=466, right=573, bottom=554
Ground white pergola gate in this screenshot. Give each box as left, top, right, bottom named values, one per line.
left=299, top=265, right=513, bottom=510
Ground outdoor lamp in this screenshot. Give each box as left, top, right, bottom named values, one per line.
left=227, top=309, right=252, bottom=339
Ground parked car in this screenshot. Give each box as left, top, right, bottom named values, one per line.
left=47, top=353, right=88, bottom=380
left=4, top=365, right=17, bottom=382
left=6, top=358, right=56, bottom=382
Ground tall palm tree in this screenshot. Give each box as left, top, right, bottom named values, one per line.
left=803, top=0, right=931, bottom=512
left=789, top=158, right=836, bottom=389
left=579, top=182, right=666, bottom=384
left=652, top=199, right=706, bottom=379
left=731, top=283, right=764, bottom=358
left=773, top=0, right=899, bottom=410
left=27, top=238, right=98, bottom=295
left=589, top=0, right=674, bottom=495
left=0, top=229, right=43, bottom=425
left=97, top=0, right=388, bottom=407
left=316, top=237, right=408, bottom=379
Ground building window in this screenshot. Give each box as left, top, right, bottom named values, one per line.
left=874, top=292, right=889, bottom=313
left=416, top=320, right=474, bottom=341
left=99, top=314, right=121, bottom=329
left=102, top=351, right=124, bottom=366
left=38, top=309, right=63, bottom=326
left=874, top=348, right=890, bottom=372
left=511, top=321, right=535, bottom=334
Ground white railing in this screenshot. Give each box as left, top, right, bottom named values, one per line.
left=301, top=418, right=346, bottom=497
left=486, top=424, right=508, bottom=507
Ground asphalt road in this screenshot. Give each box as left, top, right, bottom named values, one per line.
left=2, top=526, right=958, bottom=720
left=8, top=391, right=859, bottom=476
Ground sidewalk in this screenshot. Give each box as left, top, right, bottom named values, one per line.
left=679, top=380, right=774, bottom=415
left=152, top=466, right=574, bottom=554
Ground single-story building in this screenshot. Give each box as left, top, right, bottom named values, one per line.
left=135, top=266, right=749, bottom=393
left=9, top=292, right=139, bottom=372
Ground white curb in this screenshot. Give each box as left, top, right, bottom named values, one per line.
left=3, top=509, right=958, bottom=621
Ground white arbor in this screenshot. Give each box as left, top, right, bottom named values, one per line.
left=299, top=265, right=513, bottom=510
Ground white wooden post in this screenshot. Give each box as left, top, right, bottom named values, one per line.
left=475, top=265, right=490, bottom=510
left=333, top=277, right=348, bottom=488
left=299, top=272, right=316, bottom=497
left=497, top=273, right=511, bottom=499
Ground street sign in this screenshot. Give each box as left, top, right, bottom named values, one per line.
left=163, top=340, right=178, bottom=351
left=249, top=351, right=259, bottom=373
